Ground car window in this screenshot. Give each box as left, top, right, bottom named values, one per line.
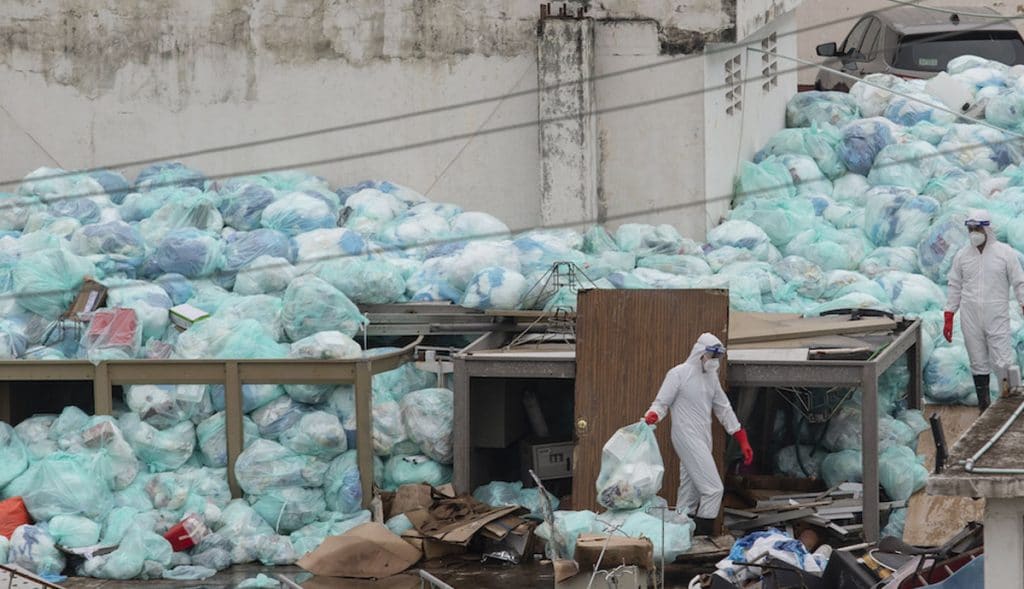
left=861, top=19, right=883, bottom=59
left=894, top=31, right=1024, bottom=71
left=840, top=18, right=872, bottom=56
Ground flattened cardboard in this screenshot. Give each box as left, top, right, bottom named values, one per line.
left=553, top=560, right=580, bottom=583
left=406, top=504, right=521, bottom=546
left=574, top=534, right=654, bottom=573
left=297, top=522, right=421, bottom=579
left=389, top=484, right=435, bottom=519
left=66, top=279, right=107, bottom=318
left=400, top=529, right=468, bottom=560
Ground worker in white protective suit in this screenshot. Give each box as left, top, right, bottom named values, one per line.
left=944, top=209, right=1024, bottom=412
left=643, top=333, right=753, bottom=537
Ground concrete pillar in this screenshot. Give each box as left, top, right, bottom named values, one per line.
left=984, top=498, right=1024, bottom=589
left=537, top=17, right=600, bottom=228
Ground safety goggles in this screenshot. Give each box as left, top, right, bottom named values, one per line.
left=705, top=344, right=726, bottom=358
left=965, top=219, right=991, bottom=229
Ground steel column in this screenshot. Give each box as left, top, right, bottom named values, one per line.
left=355, top=361, right=374, bottom=508
left=224, top=361, right=243, bottom=498
left=861, top=363, right=880, bottom=543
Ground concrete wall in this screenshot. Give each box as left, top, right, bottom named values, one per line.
left=703, top=10, right=797, bottom=228
left=0, top=0, right=797, bottom=240
left=795, top=0, right=1022, bottom=85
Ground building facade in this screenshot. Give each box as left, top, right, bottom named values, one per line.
left=0, top=0, right=800, bottom=240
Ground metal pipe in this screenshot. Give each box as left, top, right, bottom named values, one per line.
left=964, top=397, right=1024, bottom=473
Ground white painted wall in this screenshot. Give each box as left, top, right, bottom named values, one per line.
left=795, top=0, right=1022, bottom=85
left=593, top=20, right=710, bottom=240
left=0, top=0, right=799, bottom=241
left=704, top=10, right=798, bottom=229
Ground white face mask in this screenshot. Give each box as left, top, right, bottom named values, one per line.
left=703, top=358, right=721, bottom=373
left=970, top=231, right=986, bottom=247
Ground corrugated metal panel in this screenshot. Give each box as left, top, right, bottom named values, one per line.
left=573, top=289, right=730, bottom=516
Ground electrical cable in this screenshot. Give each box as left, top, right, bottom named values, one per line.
left=0, top=0, right=949, bottom=189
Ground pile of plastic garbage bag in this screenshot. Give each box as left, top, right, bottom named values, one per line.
left=736, top=56, right=1024, bottom=406
left=0, top=359, right=453, bottom=579
left=0, top=88, right=1016, bottom=407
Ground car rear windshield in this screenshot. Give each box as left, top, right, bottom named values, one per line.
left=894, top=31, right=1024, bottom=71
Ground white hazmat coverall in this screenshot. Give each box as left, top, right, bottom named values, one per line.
left=646, top=333, right=741, bottom=519
left=946, top=210, right=1024, bottom=382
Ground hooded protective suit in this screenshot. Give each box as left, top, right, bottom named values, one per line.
left=946, top=209, right=1024, bottom=382
left=646, top=333, right=741, bottom=519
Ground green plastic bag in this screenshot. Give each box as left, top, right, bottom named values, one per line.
left=12, top=248, right=95, bottom=319
left=400, top=388, right=454, bottom=464
left=0, top=422, right=28, bottom=488
left=382, top=455, right=452, bottom=491
left=48, top=514, right=101, bottom=548
left=248, top=487, right=326, bottom=534
left=281, top=276, right=368, bottom=341
left=8, top=453, right=113, bottom=521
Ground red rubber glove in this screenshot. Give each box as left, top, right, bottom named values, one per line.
left=943, top=311, right=954, bottom=343
left=733, top=428, right=753, bottom=466
left=644, top=411, right=658, bottom=425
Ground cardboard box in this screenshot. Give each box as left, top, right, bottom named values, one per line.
left=65, top=278, right=107, bottom=319
left=400, top=530, right=468, bottom=560
left=574, top=534, right=654, bottom=573
left=525, top=441, right=574, bottom=480
left=169, top=304, right=210, bottom=330
left=478, top=515, right=537, bottom=564
left=297, top=522, right=421, bottom=579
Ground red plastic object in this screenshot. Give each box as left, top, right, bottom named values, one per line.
left=86, top=308, right=139, bottom=347
left=0, top=496, right=32, bottom=539
left=163, top=513, right=208, bottom=552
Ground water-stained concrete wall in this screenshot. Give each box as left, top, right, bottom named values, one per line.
left=0, top=0, right=790, bottom=238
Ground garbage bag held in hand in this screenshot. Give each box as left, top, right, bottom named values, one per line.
left=595, top=422, right=664, bottom=510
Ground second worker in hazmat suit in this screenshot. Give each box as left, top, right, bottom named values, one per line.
left=944, top=209, right=1024, bottom=411
left=643, top=333, right=753, bottom=536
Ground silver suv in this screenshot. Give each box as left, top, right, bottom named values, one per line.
left=815, top=6, right=1024, bottom=91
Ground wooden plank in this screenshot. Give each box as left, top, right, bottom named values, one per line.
left=355, top=362, right=374, bottom=509
left=574, top=289, right=729, bottom=520
left=904, top=404, right=986, bottom=546
left=728, top=509, right=816, bottom=532
left=224, top=361, right=243, bottom=499
left=729, top=312, right=896, bottom=345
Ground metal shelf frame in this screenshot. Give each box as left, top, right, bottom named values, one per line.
left=0, top=336, right=423, bottom=503
left=451, top=320, right=923, bottom=543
